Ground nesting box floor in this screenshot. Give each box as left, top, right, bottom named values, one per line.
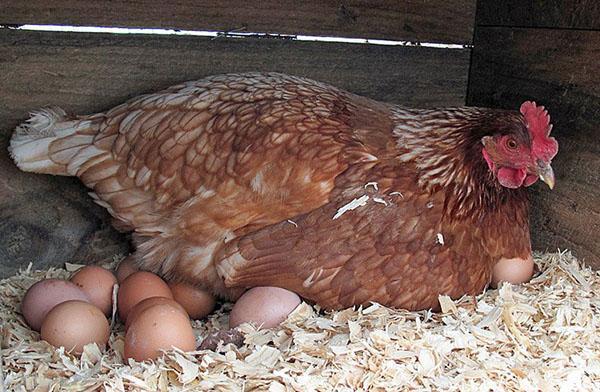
left=1, top=251, right=599, bottom=391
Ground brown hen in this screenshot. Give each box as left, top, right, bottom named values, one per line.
left=9, top=72, right=558, bottom=311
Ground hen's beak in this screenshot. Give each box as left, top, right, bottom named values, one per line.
left=538, top=164, right=555, bottom=190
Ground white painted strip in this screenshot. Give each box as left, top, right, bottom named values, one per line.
left=8, top=24, right=471, bottom=49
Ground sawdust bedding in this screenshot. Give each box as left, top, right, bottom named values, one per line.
left=1, top=250, right=599, bottom=391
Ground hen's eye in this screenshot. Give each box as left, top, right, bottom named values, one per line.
left=506, top=138, right=518, bottom=149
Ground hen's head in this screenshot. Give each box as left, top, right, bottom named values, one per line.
left=481, top=101, right=558, bottom=189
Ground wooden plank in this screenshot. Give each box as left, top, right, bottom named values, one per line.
left=0, top=29, right=470, bottom=276
left=0, top=30, right=470, bottom=128
left=468, top=26, right=600, bottom=267
left=477, top=0, right=600, bottom=30
left=0, top=0, right=476, bottom=44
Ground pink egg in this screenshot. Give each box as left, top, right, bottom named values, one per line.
left=229, top=286, right=301, bottom=329
left=169, top=282, right=216, bottom=320
left=21, top=279, right=91, bottom=331
left=117, top=271, right=173, bottom=321
left=70, top=266, right=117, bottom=316
left=492, top=256, right=534, bottom=287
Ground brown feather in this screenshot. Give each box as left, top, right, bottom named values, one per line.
left=10, top=72, right=534, bottom=308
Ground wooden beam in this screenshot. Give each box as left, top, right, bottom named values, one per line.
left=468, top=26, right=600, bottom=266
left=0, top=0, right=476, bottom=44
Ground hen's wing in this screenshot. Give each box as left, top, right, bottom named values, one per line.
left=81, top=73, right=393, bottom=237
left=69, top=73, right=400, bottom=294
left=215, top=162, right=493, bottom=311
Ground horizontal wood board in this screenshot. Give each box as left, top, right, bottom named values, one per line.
left=468, top=27, right=600, bottom=266
left=0, top=30, right=470, bottom=128
left=0, top=0, right=476, bottom=44
left=477, top=0, right=600, bottom=30
left=0, top=29, right=471, bottom=276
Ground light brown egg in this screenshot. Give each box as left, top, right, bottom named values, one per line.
left=21, top=279, right=91, bottom=331
left=229, top=286, right=301, bottom=329
left=125, top=296, right=188, bottom=331
left=40, top=300, right=110, bottom=355
left=116, top=258, right=138, bottom=283
left=117, top=271, right=173, bottom=321
left=124, top=302, right=196, bottom=361
left=169, top=282, right=216, bottom=320
left=70, top=266, right=117, bottom=316
left=492, top=256, right=535, bottom=287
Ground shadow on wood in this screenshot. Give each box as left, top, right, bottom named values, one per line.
left=469, top=26, right=600, bottom=267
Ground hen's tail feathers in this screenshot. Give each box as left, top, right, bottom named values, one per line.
left=9, top=108, right=101, bottom=176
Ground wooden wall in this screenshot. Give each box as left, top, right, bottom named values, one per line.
left=469, top=1, right=600, bottom=266
left=0, top=1, right=475, bottom=276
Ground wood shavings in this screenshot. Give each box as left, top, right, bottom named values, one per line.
left=372, top=197, right=388, bottom=206
left=438, top=295, right=457, bottom=314
left=436, top=232, right=445, bottom=245
left=1, top=251, right=600, bottom=390
left=245, top=346, right=281, bottom=368
left=110, top=283, right=119, bottom=330
left=364, top=182, right=379, bottom=191
left=173, top=351, right=199, bottom=384
left=64, top=262, right=85, bottom=272
left=332, top=195, right=369, bottom=220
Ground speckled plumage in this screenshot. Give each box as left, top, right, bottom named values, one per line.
left=10, top=72, right=539, bottom=310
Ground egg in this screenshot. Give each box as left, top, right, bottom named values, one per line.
left=124, top=302, right=196, bottom=361
left=116, top=258, right=138, bottom=283
left=168, top=282, right=216, bottom=320
left=492, top=256, right=535, bottom=287
left=40, top=300, right=110, bottom=355
left=70, top=265, right=117, bottom=316
left=229, top=286, right=301, bottom=329
left=117, top=271, right=173, bottom=320
left=21, top=279, right=91, bottom=331
left=125, top=296, right=188, bottom=331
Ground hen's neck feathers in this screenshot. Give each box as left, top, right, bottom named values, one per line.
left=390, top=106, right=528, bottom=221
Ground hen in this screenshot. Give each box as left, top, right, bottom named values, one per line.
left=9, top=72, right=558, bottom=311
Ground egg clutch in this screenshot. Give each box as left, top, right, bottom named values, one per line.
left=19, top=260, right=301, bottom=361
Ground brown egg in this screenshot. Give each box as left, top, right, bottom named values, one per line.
left=125, top=296, right=187, bottom=331
left=169, top=282, right=216, bottom=320
left=492, top=256, right=535, bottom=287
left=40, top=300, right=110, bottom=355
left=229, top=286, right=301, bottom=329
left=117, top=271, right=173, bottom=321
left=124, top=302, right=196, bottom=361
left=21, top=279, right=91, bottom=331
left=70, top=266, right=117, bottom=316
left=116, top=258, right=138, bottom=283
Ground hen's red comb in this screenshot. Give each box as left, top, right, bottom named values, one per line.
left=520, top=101, right=558, bottom=161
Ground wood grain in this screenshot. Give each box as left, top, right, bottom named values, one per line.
left=468, top=26, right=600, bottom=267
left=0, top=0, right=476, bottom=44
left=477, top=0, right=600, bottom=30
left=0, top=29, right=470, bottom=129
left=0, top=29, right=470, bottom=276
